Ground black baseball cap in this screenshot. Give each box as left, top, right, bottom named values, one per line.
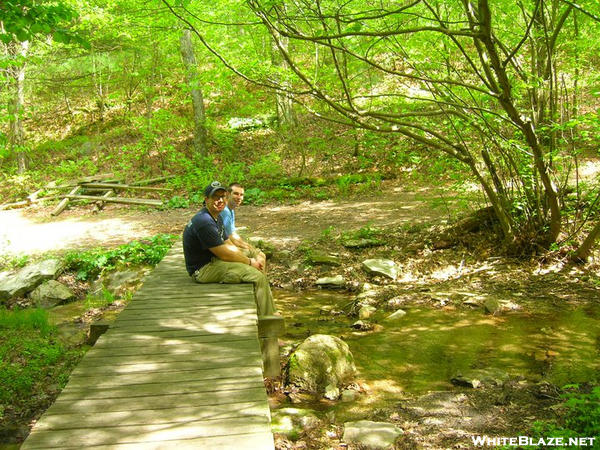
left=204, top=181, right=227, bottom=198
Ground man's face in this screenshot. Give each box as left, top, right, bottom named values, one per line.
left=229, top=186, right=245, bottom=209
left=206, top=190, right=228, bottom=215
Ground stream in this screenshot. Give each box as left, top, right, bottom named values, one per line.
left=275, top=290, right=600, bottom=419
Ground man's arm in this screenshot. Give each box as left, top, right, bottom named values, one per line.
left=229, top=231, right=253, bottom=250
left=210, top=240, right=263, bottom=270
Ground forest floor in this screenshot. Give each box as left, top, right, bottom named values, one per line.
left=1, top=180, right=599, bottom=449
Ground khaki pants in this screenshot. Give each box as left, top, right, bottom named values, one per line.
left=191, top=258, right=276, bottom=316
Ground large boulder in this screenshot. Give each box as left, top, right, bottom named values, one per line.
left=0, top=259, right=64, bottom=303
left=30, top=280, right=76, bottom=309
left=285, top=334, right=356, bottom=397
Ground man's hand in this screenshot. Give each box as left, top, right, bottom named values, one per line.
left=250, top=258, right=264, bottom=271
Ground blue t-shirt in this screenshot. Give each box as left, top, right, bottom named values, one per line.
left=183, top=207, right=229, bottom=275
left=220, top=205, right=236, bottom=236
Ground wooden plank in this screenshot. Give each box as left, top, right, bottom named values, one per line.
left=130, top=175, right=176, bottom=186
left=59, top=194, right=162, bottom=206
left=22, top=416, right=272, bottom=448
left=71, top=356, right=263, bottom=375
left=24, top=432, right=274, bottom=450
left=111, top=311, right=257, bottom=327
left=82, top=337, right=260, bottom=359
left=115, top=303, right=258, bottom=317
left=45, top=173, right=116, bottom=188
left=58, top=377, right=266, bottom=400
left=51, top=186, right=80, bottom=216
left=33, top=401, right=270, bottom=430
left=80, top=182, right=173, bottom=191
left=75, top=348, right=263, bottom=370
left=93, top=329, right=257, bottom=346
left=101, top=322, right=255, bottom=334
left=44, top=388, right=270, bottom=414
left=114, top=295, right=255, bottom=310
left=64, top=365, right=265, bottom=388
left=122, top=289, right=255, bottom=300
left=84, top=433, right=275, bottom=450
left=130, top=283, right=251, bottom=292
left=122, top=294, right=255, bottom=305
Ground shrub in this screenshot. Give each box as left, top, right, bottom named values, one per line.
left=0, top=308, right=82, bottom=417
left=530, top=384, right=600, bottom=447
left=64, top=234, right=176, bottom=280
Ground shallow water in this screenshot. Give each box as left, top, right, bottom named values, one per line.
left=276, top=290, right=600, bottom=415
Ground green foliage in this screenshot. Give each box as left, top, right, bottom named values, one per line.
left=0, top=253, right=29, bottom=271
left=84, top=288, right=116, bottom=309
left=336, top=172, right=382, bottom=195
left=0, top=308, right=82, bottom=416
left=0, top=0, right=89, bottom=48
left=249, top=152, right=284, bottom=180
left=64, top=234, right=176, bottom=280
left=165, top=195, right=190, bottom=209
left=54, top=157, right=98, bottom=179
left=320, top=225, right=336, bottom=241
left=244, top=187, right=266, bottom=205
left=0, top=172, right=43, bottom=202
left=0, top=307, right=56, bottom=337
left=341, top=221, right=381, bottom=241
left=530, top=385, right=600, bottom=446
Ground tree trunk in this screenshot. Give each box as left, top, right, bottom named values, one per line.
left=271, top=22, right=296, bottom=128
left=8, top=40, right=29, bottom=173
left=574, top=218, right=600, bottom=261
left=179, top=29, right=208, bottom=158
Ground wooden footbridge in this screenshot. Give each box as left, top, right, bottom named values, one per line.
left=21, top=242, right=283, bottom=449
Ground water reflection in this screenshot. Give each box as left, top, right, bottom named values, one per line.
left=277, top=290, right=600, bottom=400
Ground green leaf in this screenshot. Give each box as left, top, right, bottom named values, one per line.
left=16, top=29, right=29, bottom=42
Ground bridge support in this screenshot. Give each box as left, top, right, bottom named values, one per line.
left=258, top=315, right=285, bottom=377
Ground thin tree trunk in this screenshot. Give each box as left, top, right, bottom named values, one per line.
left=574, top=221, right=600, bottom=262
left=8, top=40, right=29, bottom=173
left=179, top=29, right=208, bottom=158
left=271, top=16, right=296, bottom=128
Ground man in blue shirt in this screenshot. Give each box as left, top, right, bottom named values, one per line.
left=183, top=181, right=276, bottom=316
left=221, top=182, right=267, bottom=269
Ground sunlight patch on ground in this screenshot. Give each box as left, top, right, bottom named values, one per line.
left=0, top=209, right=139, bottom=256
left=396, top=271, right=419, bottom=282
left=532, top=261, right=566, bottom=275
left=430, top=264, right=462, bottom=280
left=580, top=160, right=600, bottom=177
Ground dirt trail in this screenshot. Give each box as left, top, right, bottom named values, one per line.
left=0, top=186, right=454, bottom=256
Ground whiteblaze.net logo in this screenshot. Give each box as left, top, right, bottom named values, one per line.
left=471, top=436, right=597, bottom=447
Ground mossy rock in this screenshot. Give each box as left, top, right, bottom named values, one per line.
left=285, top=334, right=356, bottom=395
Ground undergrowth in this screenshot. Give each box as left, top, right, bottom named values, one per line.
left=63, top=233, right=176, bottom=280
left=0, top=308, right=84, bottom=423
left=528, top=384, right=600, bottom=448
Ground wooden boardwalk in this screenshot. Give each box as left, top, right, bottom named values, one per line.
left=21, top=242, right=275, bottom=449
